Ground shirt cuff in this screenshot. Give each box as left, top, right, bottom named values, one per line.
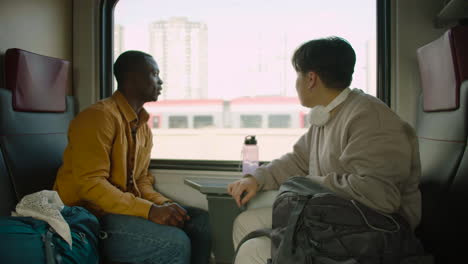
left=152, top=197, right=172, bottom=205
left=134, top=198, right=154, bottom=219
left=248, top=170, right=266, bottom=191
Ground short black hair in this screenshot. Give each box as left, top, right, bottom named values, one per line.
left=292, top=36, right=356, bottom=89
left=114, top=50, right=153, bottom=84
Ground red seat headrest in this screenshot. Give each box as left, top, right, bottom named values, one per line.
left=5, top=49, right=70, bottom=113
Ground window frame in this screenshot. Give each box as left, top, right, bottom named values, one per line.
left=377, top=0, right=391, bottom=105
left=101, top=0, right=390, bottom=171
left=100, top=0, right=118, bottom=99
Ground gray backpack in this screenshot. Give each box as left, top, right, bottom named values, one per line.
left=235, top=176, right=433, bottom=264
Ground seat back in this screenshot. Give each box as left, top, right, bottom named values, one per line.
left=0, top=49, right=75, bottom=216
left=0, top=149, right=17, bottom=216
left=416, top=25, right=468, bottom=262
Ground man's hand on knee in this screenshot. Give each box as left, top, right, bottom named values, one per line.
left=227, top=176, right=259, bottom=208
left=148, top=203, right=190, bottom=228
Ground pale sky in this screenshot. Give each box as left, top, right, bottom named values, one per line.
left=115, top=0, right=376, bottom=99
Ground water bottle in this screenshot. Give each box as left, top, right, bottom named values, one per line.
left=242, top=135, right=259, bottom=175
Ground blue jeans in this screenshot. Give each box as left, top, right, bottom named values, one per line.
left=99, top=206, right=212, bottom=264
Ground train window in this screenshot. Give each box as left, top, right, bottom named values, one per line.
left=152, top=116, right=160, bottom=128
left=268, top=115, right=291, bottom=128
left=240, top=115, right=263, bottom=128
left=194, top=115, right=214, bottom=128
left=169, top=116, right=189, bottom=128
left=112, top=0, right=376, bottom=162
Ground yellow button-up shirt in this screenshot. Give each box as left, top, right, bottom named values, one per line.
left=54, top=91, right=170, bottom=219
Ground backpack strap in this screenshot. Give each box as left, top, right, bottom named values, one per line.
left=43, top=229, right=57, bottom=264
left=232, top=228, right=272, bottom=264
left=232, top=194, right=309, bottom=264
left=274, top=196, right=308, bottom=264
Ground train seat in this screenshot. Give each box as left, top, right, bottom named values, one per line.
left=415, top=24, right=468, bottom=262
left=0, top=48, right=75, bottom=216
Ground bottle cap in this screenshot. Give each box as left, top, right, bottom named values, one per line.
left=244, top=135, right=257, bottom=145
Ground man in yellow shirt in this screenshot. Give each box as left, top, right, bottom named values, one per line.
left=54, top=51, right=212, bottom=264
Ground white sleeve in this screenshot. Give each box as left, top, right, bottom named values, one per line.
left=251, top=127, right=314, bottom=190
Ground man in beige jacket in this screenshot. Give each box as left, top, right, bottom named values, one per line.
left=228, top=36, right=421, bottom=264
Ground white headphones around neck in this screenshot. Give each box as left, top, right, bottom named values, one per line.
left=309, top=88, right=351, bottom=127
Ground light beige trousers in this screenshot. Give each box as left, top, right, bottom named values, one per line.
left=232, top=207, right=272, bottom=264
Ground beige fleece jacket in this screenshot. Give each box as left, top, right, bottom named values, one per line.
left=252, top=89, right=421, bottom=229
